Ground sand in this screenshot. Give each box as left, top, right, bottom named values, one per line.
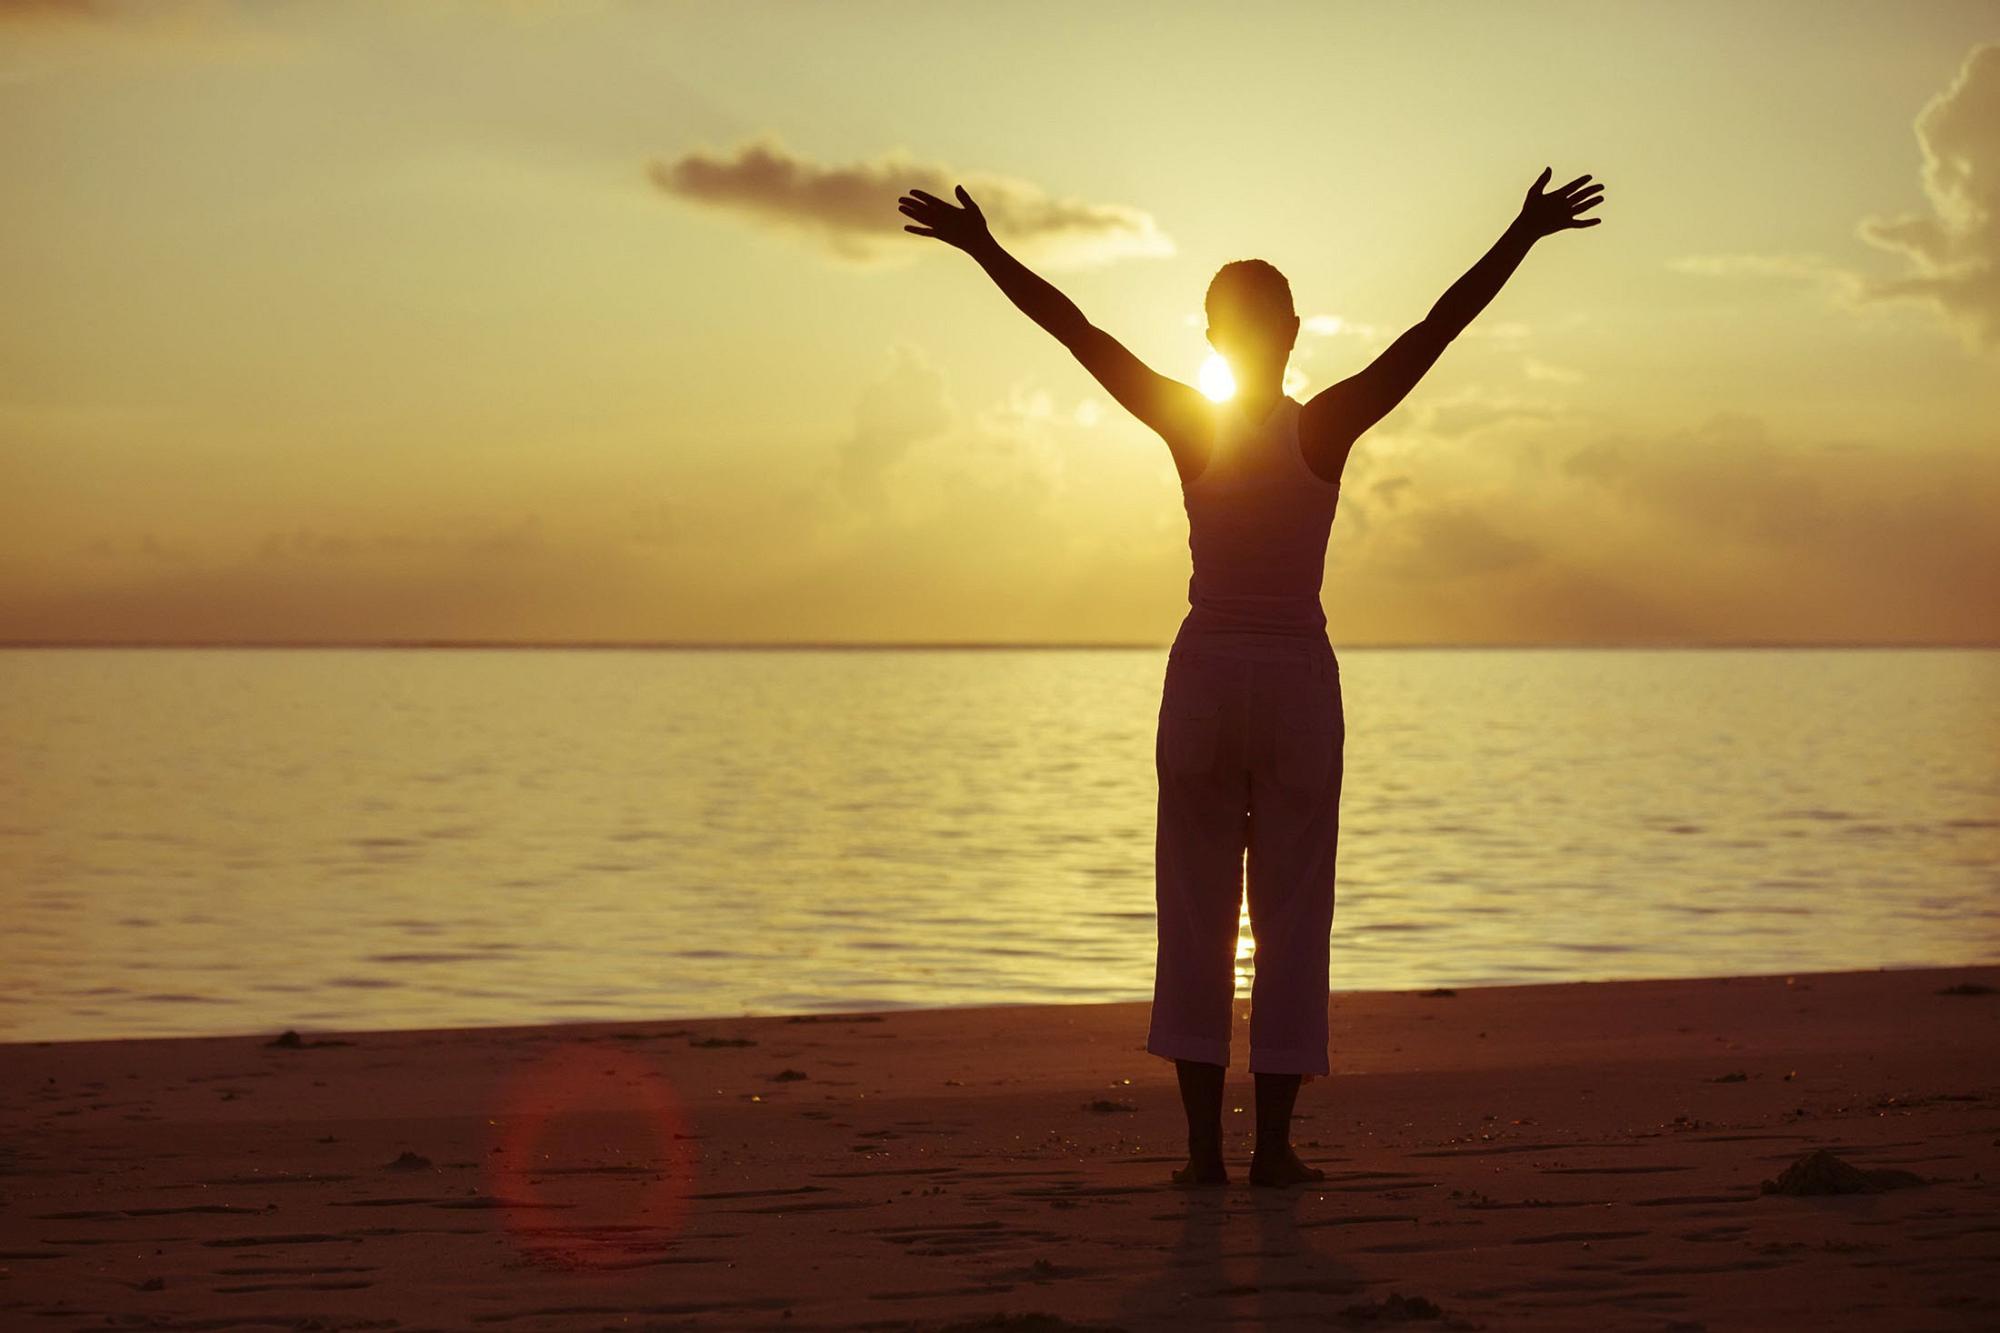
left=3, top=965, right=1997, bottom=1331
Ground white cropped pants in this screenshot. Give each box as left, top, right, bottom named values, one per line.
left=1146, top=633, right=1344, bottom=1076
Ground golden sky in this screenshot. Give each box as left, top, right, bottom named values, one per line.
left=4, top=0, right=1997, bottom=645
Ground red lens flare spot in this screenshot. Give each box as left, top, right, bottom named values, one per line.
left=485, top=1038, right=699, bottom=1273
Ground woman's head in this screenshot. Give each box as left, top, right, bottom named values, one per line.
left=1205, top=259, right=1299, bottom=372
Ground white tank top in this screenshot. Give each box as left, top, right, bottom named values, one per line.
left=1178, top=396, right=1341, bottom=641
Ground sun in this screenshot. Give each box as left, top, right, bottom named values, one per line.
left=1198, top=353, right=1236, bottom=402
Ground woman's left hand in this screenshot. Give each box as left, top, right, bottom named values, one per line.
left=1517, top=167, right=1606, bottom=238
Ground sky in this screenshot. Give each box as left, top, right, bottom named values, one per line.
left=3, top=0, right=1997, bottom=646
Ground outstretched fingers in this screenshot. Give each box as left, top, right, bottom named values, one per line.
left=1520, top=168, right=1607, bottom=232
left=1570, top=189, right=1606, bottom=224
left=898, top=192, right=942, bottom=238
left=900, top=183, right=988, bottom=247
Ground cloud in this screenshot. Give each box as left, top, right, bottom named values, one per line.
left=0, top=0, right=101, bottom=21
left=1521, top=356, right=1583, bottom=384
left=245, top=516, right=546, bottom=564
left=829, top=343, right=957, bottom=507
left=1665, top=252, right=1868, bottom=308
left=1312, top=399, right=2000, bottom=644
left=1370, top=475, right=1413, bottom=509
left=1374, top=505, right=1542, bottom=581
left=0, top=0, right=296, bottom=71
left=1461, top=320, right=1533, bottom=343
left=624, top=500, right=677, bottom=550
left=1554, top=411, right=1999, bottom=572
left=1855, top=43, right=2000, bottom=350
left=648, top=134, right=1174, bottom=269
left=0, top=0, right=249, bottom=33
left=1415, top=390, right=1560, bottom=439
left=0, top=0, right=602, bottom=23
left=8, top=380, right=1995, bottom=647
left=1668, top=253, right=1846, bottom=281
left=1300, top=314, right=1382, bottom=340
left=80, top=530, right=198, bottom=562
left=1673, top=44, right=1999, bottom=354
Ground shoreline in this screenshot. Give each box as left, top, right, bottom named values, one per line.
left=12, top=961, right=1995, bottom=1052
left=4, top=965, right=1997, bottom=1329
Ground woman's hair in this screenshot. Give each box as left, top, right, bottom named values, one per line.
left=1205, top=259, right=1295, bottom=330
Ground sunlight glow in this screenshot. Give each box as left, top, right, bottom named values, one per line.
left=1198, top=353, right=1236, bottom=402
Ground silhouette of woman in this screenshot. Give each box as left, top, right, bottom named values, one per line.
left=899, top=168, right=1605, bottom=1187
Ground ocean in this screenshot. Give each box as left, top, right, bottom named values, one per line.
left=3, top=646, right=1996, bottom=1043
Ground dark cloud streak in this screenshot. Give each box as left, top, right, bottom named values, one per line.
left=649, top=134, right=1174, bottom=268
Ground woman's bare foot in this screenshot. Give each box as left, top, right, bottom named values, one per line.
left=1248, top=1143, right=1325, bottom=1188
left=1171, top=1153, right=1229, bottom=1187
left=1171, top=1059, right=1229, bottom=1187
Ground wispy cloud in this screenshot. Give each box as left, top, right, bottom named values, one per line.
left=1417, top=391, right=1560, bottom=439
left=0, top=0, right=101, bottom=22
left=1300, top=314, right=1381, bottom=339
left=1520, top=356, right=1583, bottom=384
left=1856, top=42, right=2000, bottom=352
left=829, top=342, right=957, bottom=507
left=1672, top=43, right=2000, bottom=354
left=649, top=134, right=1174, bottom=269
left=1666, top=251, right=1867, bottom=303
left=0, top=0, right=297, bottom=73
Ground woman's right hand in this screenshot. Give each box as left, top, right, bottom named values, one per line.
left=898, top=184, right=994, bottom=254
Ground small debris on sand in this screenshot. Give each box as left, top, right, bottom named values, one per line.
left=1709, top=1070, right=1749, bottom=1083
left=384, top=1150, right=434, bottom=1171
left=611, top=1028, right=691, bottom=1040
left=1937, top=982, right=1996, bottom=996
left=1337, top=1291, right=1450, bottom=1322
left=688, top=1035, right=757, bottom=1048
left=1418, top=988, right=1457, bottom=998
left=769, top=1068, right=809, bottom=1082
left=1761, top=1148, right=1925, bottom=1195
left=1083, top=1099, right=1137, bottom=1114
left=930, top=1316, right=1125, bottom=1333
left=264, top=1029, right=356, bottom=1049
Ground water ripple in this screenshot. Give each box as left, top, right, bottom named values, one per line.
left=1, top=645, right=1996, bottom=1042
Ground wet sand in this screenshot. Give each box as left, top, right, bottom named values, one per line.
left=3, top=965, right=1997, bottom=1330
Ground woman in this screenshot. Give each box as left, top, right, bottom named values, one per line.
left=898, top=167, right=1606, bottom=1187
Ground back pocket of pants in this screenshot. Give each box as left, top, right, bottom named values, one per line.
left=1161, top=698, right=1225, bottom=775
left=1275, top=711, right=1343, bottom=791
left=1159, top=657, right=1226, bottom=776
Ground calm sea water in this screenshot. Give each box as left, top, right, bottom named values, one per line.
left=3, top=647, right=1997, bottom=1044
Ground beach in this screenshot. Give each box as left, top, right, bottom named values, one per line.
left=3, top=964, right=1997, bottom=1331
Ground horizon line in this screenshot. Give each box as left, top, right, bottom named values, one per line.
left=3, top=639, right=1997, bottom=652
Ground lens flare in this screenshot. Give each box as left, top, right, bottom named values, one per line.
left=1198, top=353, right=1236, bottom=402
left=485, top=1038, right=698, bottom=1272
